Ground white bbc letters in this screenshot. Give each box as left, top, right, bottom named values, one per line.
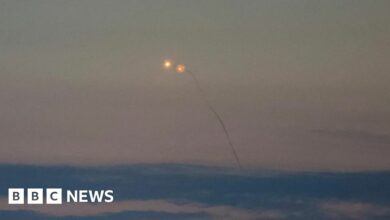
left=8, top=188, right=113, bottom=204
left=27, top=188, right=43, bottom=204
left=8, top=188, right=24, bottom=204
left=46, top=188, right=62, bottom=204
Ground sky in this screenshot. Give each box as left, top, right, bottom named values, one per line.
left=1, top=1, right=390, bottom=219
left=1, top=0, right=390, bottom=171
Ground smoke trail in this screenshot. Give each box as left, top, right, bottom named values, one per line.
left=186, top=70, right=243, bottom=170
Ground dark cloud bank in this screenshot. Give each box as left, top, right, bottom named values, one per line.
left=1, top=164, right=390, bottom=220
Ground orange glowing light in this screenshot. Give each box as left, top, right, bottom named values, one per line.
left=163, top=60, right=172, bottom=69
left=176, top=64, right=186, bottom=73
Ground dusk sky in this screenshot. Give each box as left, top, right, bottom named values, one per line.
left=1, top=1, right=390, bottom=219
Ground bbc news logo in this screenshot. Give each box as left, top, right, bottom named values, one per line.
left=8, top=188, right=114, bottom=204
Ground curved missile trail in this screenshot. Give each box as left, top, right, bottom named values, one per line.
left=186, top=70, right=243, bottom=170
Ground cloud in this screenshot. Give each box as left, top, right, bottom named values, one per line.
left=312, top=129, right=390, bottom=145
left=321, top=201, right=390, bottom=219
left=1, top=164, right=390, bottom=219
left=0, top=198, right=284, bottom=220
left=1, top=164, right=390, bottom=206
